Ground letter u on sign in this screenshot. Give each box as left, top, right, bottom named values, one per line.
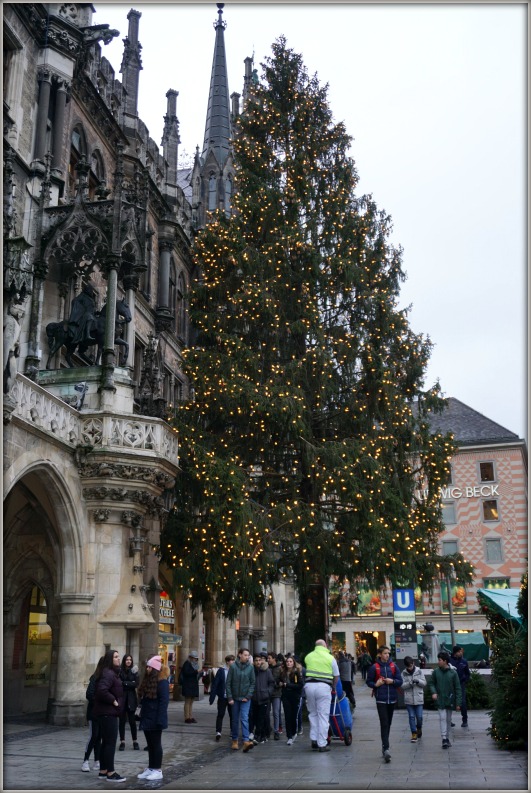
left=396, top=592, right=412, bottom=609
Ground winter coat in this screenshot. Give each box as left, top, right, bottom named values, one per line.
left=252, top=660, right=275, bottom=704
left=280, top=666, right=304, bottom=703
left=269, top=661, right=283, bottom=699
left=120, top=666, right=139, bottom=713
left=209, top=666, right=229, bottom=704
left=449, top=654, right=471, bottom=685
left=401, top=665, right=427, bottom=705
left=360, top=653, right=372, bottom=670
left=226, top=658, right=255, bottom=701
left=85, top=672, right=97, bottom=721
left=428, top=665, right=462, bottom=709
left=180, top=659, right=202, bottom=698
left=92, top=667, right=124, bottom=718
left=338, top=656, right=353, bottom=682
left=139, top=672, right=170, bottom=732
left=366, top=658, right=403, bottom=704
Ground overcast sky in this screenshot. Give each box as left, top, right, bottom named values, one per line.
left=96, top=1, right=527, bottom=441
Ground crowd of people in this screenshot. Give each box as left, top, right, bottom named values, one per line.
left=81, top=640, right=470, bottom=780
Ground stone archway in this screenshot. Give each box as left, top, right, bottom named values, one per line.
left=3, top=458, right=91, bottom=723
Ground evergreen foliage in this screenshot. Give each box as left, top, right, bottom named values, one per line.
left=162, top=38, right=473, bottom=650
left=484, top=572, right=527, bottom=750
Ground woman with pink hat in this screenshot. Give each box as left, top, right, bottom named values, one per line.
left=136, top=655, right=170, bottom=782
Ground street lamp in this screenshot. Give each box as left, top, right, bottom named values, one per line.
left=445, top=564, right=456, bottom=648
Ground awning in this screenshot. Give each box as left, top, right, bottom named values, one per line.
left=476, top=588, right=523, bottom=627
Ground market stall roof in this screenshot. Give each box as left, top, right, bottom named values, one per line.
left=477, top=588, right=523, bottom=627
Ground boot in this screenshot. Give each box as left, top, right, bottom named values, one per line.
left=231, top=740, right=239, bottom=750
left=133, top=741, right=140, bottom=750
left=242, top=740, right=254, bottom=753
left=118, top=742, right=125, bottom=752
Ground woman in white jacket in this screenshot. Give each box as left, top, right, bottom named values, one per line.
left=401, top=656, right=426, bottom=742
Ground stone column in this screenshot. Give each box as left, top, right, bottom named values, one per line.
left=51, top=80, right=68, bottom=173
left=48, top=593, right=94, bottom=726
left=34, top=70, right=52, bottom=161
left=100, top=254, right=120, bottom=396
left=122, top=274, right=138, bottom=369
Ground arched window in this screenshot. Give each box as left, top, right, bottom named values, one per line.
left=224, top=175, right=232, bottom=216
left=176, top=272, right=186, bottom=339
left=208, top=173, right=217, bottom=211
left=68, top=124, right=87, bottom=200
left=24, top=586, right=52, bottom=689
left=89, top=149, right=105, bottom=200
left=169, top=260, right=176, bottom=323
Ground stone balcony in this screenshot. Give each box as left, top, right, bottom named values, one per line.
left=4, top=372, right=179, bottom=470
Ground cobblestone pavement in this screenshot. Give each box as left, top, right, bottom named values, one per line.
left=2, top=680, right=528, bottom=791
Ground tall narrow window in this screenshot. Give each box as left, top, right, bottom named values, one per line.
left=208, top=173, right=217, bottom=211
left=483, top=500, right=499, bottom=522
left=24, top=586, right=52, bottom=688
left=224, top=175, right=232, bottom=216
left=176, top=272, right=186, bottom=339
left=169, top=261, right=176, bottom=323
left=479, top=462, right=495, bottom=482
left=485, top=538, right=503, bottom=562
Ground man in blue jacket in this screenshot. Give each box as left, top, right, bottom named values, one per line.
left=449, top=645, right=471, bottom=728
left=366, top=645, right=403, bottom=763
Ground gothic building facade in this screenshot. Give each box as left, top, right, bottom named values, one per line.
left=3, top=2, right=296, bottom=724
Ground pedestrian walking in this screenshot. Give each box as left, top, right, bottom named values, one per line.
left=81, top=656, right=104, bottom=772
left=428, top=650, right=461, bottom=749
left=359, top=650, right=372, bottom=681
left=279, top=655, right=304, bottom=745
left=449, top=644, right=471, bottom=728
left=136, top=655, right=170, bottom=781
left=251, top=652, right=275, bottom=744
left=366, top=645, right=403, bottom=763
left=294, top=654, right=306, bottom=735
left=337, top=651, right=356, bottom=709
left=209, top=654, right=235, bottom=741
left=118, top=654, right=140, bottom=751
left=226, top=647, right=256, bottom=752
left=92, top=648, right=126, bottom=783
left=303, top=639, right=339, bottom=752
left=267, top=652, right=283, bottom=740
left=401, top=655, right=426, bottom=742
left=179, top=650, right=203, bottom=723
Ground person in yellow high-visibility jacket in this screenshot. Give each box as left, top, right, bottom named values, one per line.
left=303, top=640, right=339, bottom=752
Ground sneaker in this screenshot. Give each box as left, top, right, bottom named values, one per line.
left=93, top=761, right=100, bottom=770
left=318, top=746, right=331, bottom=752
left=450, top=722, right=455, bottom=727
left=287, top=738, right=293, bottom=746
left=145, top=770, right=163, bottom=781
left=274, top=731, right=280, bottom=741
left=442, top=738, right=450, bottom=749
left=383, top=749, right=391, bottom=763
left=216, top=732, right=221, bottom=741
left=311, top=740, right=318, bottom=750
left=133, top=741, right=140, bottom=750
left=106, top=772, right=127, bottom=782
left=98, top=772, right=108, bottom=778
left=81, top=760, right=90, bottom=772
left=411, top=732, right=418, bottom=743
left=118, top=742, right=125, bottom=751
left=248, top=732, right=254, bottom=741
left=252, top=738, right=259, bottom=745
left=137, top=768, right=152, bottom=779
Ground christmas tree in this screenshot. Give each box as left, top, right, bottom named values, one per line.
left=163, top=38, right=472, bottom=652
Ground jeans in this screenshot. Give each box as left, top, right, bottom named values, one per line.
left=119, top=709, right=138, bottom=741
left=376, top=702, right=395, bottom=752
left=145, top=729, right=163, bottom=769
left=438, top=707, right=453, bottom=740
left=231, top=699, right=251, bottom=741
left=405, top=704, right=423, bottom=733
left=215, top=698, right=232, bottom=733
left=98, top=715, right=119, bottom=773
left=270, top=697, right=282, bottom=732
left=460, top=682, right=468, bottom=723
left=83, top=717, right=101, bottom=762
left=304, top=682, right=331, bottom=748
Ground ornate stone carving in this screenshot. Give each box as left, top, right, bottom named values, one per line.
left=92, top=508, right=110, bottom=522
left=82, top=487, right=164, bottom=516
left=79, top=461, right=174, bottom=489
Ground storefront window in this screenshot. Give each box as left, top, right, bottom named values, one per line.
left=24, top=586, right=52, bottom=687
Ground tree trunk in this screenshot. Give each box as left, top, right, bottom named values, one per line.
left=294, top=579, right=329, bottom=660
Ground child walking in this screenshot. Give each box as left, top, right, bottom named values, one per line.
left=428, top=650, right=461, bottom=748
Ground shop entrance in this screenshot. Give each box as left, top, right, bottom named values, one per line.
left=355, top=631, right=379, bottom=662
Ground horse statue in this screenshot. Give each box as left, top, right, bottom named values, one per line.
left=46, top=298, right=132, bottom=369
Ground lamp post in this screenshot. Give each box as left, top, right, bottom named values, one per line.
left=446, top=565, right=456, bottom=648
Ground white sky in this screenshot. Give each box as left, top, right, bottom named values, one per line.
left=96, top=1, right=527, bottom=441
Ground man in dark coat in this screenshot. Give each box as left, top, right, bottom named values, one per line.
left=209, top=654, right=235, bottom=740
left=251, top=653, right=275, bottom=744
left=179, top=650, right=203, bottom=723
left=449, top=645, right=471, bottom=728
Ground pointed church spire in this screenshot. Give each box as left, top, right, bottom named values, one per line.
left=202, top=3, right=231, bottom=167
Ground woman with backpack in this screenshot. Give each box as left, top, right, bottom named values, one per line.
left=118, top=654, right=140, bottom=751
left=81, top=656, right=104, bottom=772
left=366, top=646, right=403, bottom=763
